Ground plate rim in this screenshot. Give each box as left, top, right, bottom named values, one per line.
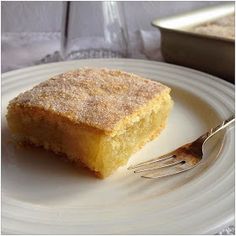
left=2, top=58, right=234, bottom=88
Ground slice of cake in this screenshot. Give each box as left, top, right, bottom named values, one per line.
left=6, top=68, right=173, bottom=178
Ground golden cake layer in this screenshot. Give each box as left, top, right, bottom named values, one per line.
left=6, top=68, right=173, bottom=178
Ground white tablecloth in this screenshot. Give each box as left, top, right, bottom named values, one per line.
left=2, top=31, right=163, bottom=73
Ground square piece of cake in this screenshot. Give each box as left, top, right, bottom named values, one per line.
left=6, top=68, right=173, bottom=178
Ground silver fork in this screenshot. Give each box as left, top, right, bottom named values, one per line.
left=128, top=115, right=235, bottom=179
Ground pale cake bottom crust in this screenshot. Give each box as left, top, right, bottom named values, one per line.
left=7, top=95, right=172, bottom=178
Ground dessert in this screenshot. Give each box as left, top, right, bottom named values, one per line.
left=190, top=14, right=235, bottom=39
left=6, top=68, right=173, bottom=178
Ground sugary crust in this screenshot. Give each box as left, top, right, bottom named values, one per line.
left=8, top=68, right=170, bottom=133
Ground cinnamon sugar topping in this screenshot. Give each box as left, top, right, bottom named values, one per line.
left=9, top=68, right=169, bottom=132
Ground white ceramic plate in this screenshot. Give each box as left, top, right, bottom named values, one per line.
left=2, top=59, right=234, bottom=234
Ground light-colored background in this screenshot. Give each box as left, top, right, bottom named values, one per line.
left=3, top=1, right=228, bottom=72
left=2, top=1, right=225, bottom=33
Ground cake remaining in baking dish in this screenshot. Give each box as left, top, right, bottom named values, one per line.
left=191, top=14, right=235, bottom=39
left=6, top=68, right=173, bottom=178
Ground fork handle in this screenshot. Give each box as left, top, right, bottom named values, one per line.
left=205, top=115, right=235, bottom=141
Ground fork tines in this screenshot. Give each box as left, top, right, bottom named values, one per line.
left=128, top=151, right=192, bottom=179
